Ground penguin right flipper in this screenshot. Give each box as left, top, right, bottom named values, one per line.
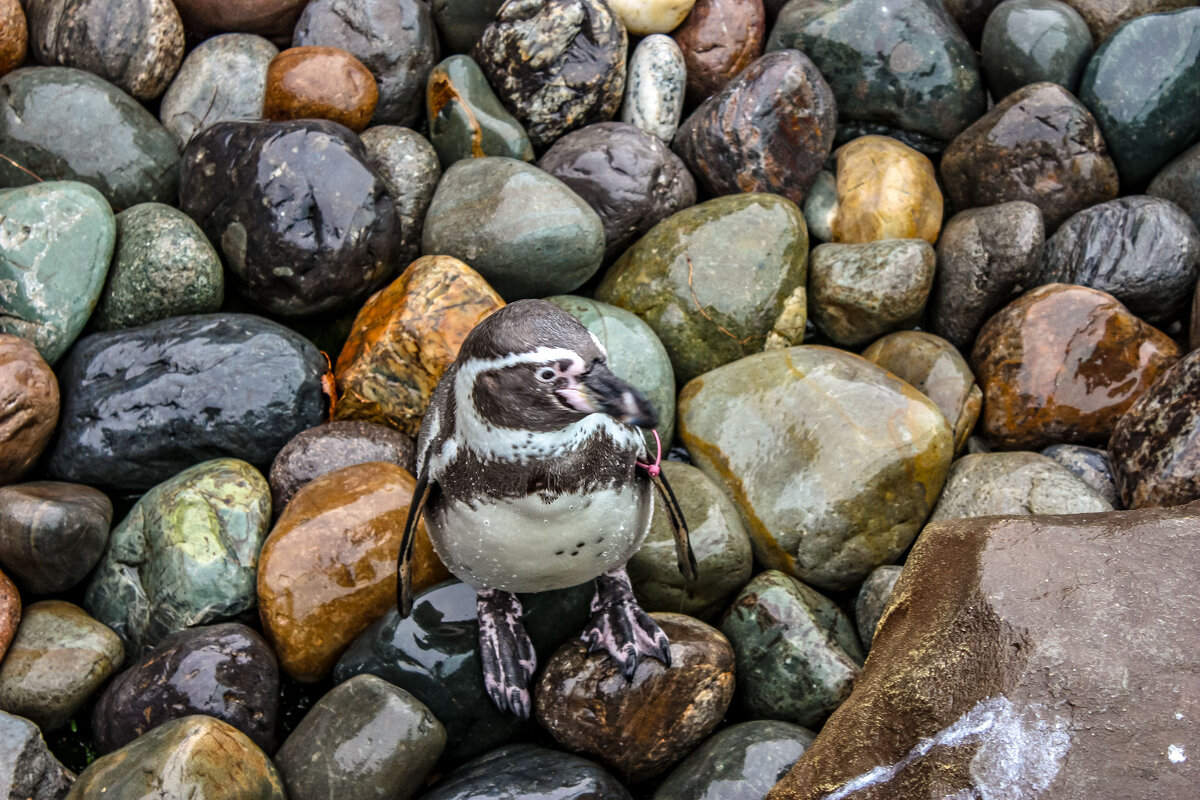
left=397, top=469, right=434, bottom=618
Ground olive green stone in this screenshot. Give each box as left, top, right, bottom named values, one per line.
left=679, top=346, right=953, bottom=590
left=427, top=54, right=533, bottom=168
left=595, top=193, right=809, bottom=385
left=719, top=570, right=863, bottom=727
left=0, top=181, right=115, bottom=364
left=93, top=203, right=223, bottom=331
left=626, top=462, right=752, bottom=621
left=653, top=720, right=815, bottom=800
left=84, top=458, right=271, bottom=658
left=981, top=0, right=1093, bottom=100
left=855, top=564, right=902, bottom=649
left=546, top=294, right=676, bottom=446
left=0, top=67, right=181, bottom=208
left=1078, top=8, right=1200, bottom=187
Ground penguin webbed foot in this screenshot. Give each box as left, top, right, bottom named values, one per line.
left=477, top=588, right=537, bottom=719
left=581, top=568, right=671, bottom=680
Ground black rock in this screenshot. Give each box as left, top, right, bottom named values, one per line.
left=422, top=743, right=631, bottom=800
left=180, top=119, right=400, bottom=317
left=48, top=314, right=328, bottom=492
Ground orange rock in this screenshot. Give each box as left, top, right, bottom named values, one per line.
left=0, top=335, right=59, bottom=485
left=0, top=568, right=19, bottom=662
left=257, top=462, right=449, bottom=682
left=831, top=135, right=943, bottom=245
left=334, top=255, right=504, bottom=438
left=972, top=284, right=1180, bottom=450
left=0, top=0, right=26, bottom=77
left=263, top=46, right=378, bottom=132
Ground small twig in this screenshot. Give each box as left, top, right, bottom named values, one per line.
left=0, top=152, right=43, bottom=182
left=685, top=254, right=764, bottom=346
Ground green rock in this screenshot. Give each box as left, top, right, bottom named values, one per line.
left=678, top=346, right=953, bottom=590
left=0, top=181, right=115, bottom=364
left=0, top=67, right=181, bottom=209
left=546, top=294, right=676, bottom=446
left=719, top=571, right=863, bottom=728
left=66, top=715, right=285, bottom=800
left=427, top=55, right=534, bottom=168
left=421, top=157, right=605, bottom=300
left=855, top=565, right=902, bottom=649
left=981, top=0, right=1094, bottom=99
left=766, top=0, right=986, bottom=145
left=93, top=203, right=223, bottom=331
left=653, top=720, right=816, bottom=800
left=275, top=675, right=445, bottom=800
left=1079, top=8, right=1200, bottom=187
left=595, top=194, right=809, bottom=385
left=84, top=458, right=271, bottom=658
left=626, top=462, right=753, bottom=621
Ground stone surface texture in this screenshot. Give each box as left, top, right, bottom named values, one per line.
left=0, top=336, right=59, bottom=485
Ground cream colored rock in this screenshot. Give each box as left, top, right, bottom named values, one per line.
left=608, top=0, right=696, bottom=34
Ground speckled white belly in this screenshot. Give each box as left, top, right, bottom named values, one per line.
left=426, top=482, right=653, bottom=593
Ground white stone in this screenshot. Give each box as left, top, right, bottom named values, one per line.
left=608, top=0, right=696, bottom=34
left=620, top=35, right=686, bottom=142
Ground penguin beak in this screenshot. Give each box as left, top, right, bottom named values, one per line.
left=575, top=363, right=659, bottom=428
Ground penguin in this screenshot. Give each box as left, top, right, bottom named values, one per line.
left=396, top=299, right=696, bottom=718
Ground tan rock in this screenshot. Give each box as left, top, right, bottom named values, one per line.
left=831, top=136, right=943, bottom=245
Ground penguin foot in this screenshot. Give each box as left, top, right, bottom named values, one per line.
left=477, top=588, right=537, bottom=719
left=581, top=567, right=671, bottom=680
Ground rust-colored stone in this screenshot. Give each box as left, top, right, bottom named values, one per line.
left=263, top=46, right=379, bottom=133
left=173, top=0, right=308, bottom=40
left=831, top=136, right=943, bottom=245
left=0, top=568, right=18, bottom=663
left=257, top=462, right=448, bottom=682
left=971, top=284, right=1179, bottom=450
left=334, top=255, right=504, bottom=438
left=0, top=335, right=58, bottom=486
left=534, top=613, right=735, bottom=783
left=0, top=0, right=26, bottom=77
left=673, top=0, right=765, bottom=107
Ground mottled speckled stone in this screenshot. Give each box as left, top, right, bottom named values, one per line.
left=1148, top=141, right=1200, bottom=234
left=26, top=0, right=184, bottom=100
left=829, top=136, right=943, bottom=244
left=0, top=67, right=180, bottom=208
left=0, top=710, right=74, bottom=800
left=854, top=565, right=901, bottom=649
left=620, top=35, right=686, bottom=142
left=981, top=0, right=1093, bottom=99
left=275, top=675, right=444, bottom=800
left=0, top=0, right=26, bottom=78
left=674, top=0, right=765, bottom=107
left=596, top=193, right=809, bottom=384
left=673, top=50, right=836, bottom=208
left=334, top=255, right=504, bottom=437
left=720, top=571, right=862, bottom=727
left=535, top=613, right=735, bottom=783
left=93, top=203, right=223, bottom=331
left=475, top=0, right=627, bottom=149
left=1110, top=349, right=1200, bottom=508
left=423, top=744, right=631, bottom=800
left=427, top=54, right=533, bottom=167
left=360, top=125, right=441, bottom=267
left=928, top=452, right=1112, bottom=524
left=972, top=284, right=1180, bottom=449
left=159, top=34, right=277, bottom=149
left=808, top=239, right=936, bottom=348
left=653, top=720, right=814, bottom=800
left=940, top=82, right=1119, bottom=230
left=1041, top=443, right=1120, bottom=507
left=678, top=346, right=953, bottom=590
left=0, top=336, right=58, bottom=485
left=84, top=459, right=271, bottom=657
left=0, top=482, right=110, bottom=594
left=263, top=46, right=379, bottom=132
left=0, top=181, right=115, bottom=364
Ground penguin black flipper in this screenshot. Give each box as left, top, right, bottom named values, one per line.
left=397, top=469, right=434, bottom=618
left=648, top=467, right=698, bottom=583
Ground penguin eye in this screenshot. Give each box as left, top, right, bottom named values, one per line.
left=536, top=368, right=556, bottom=382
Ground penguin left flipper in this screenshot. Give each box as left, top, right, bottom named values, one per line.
left=397, top=469, right=434, bottom=618
left=647, top=467, right=699, bottom=583
left=581, top=567, right=671, bottom=679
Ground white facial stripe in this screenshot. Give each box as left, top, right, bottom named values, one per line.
left=588, top=331, right=608, bottom=359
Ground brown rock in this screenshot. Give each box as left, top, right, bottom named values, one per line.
left=1110, top=349, right=1200, bottom=508
left=672, top=0, right=765, bottom=107
left=770, top=502, right=1200, bottom=800
left=257, top=462, right=446, bottom=682
left=830, top=136, right=943, bottom=245
left=0, top=335, right=59, bottom=486
left=941, top=82, right=1119, bottom=231
left=334, top=255, right=504, bottom=438
left=263, top=46, right=379, bottom=133
left=0, top=0, right=27, bottom=77
left=0, top=569, right=18, bottom=662
left=534, top=613, right=735, bottom=783
left=1062, top=0, right=1193, bottom=43
left=173, top=0, right=308, bottom=41
left=1192, top=280, right=1199, bottom=352
left=971, top=284, right=1179, bottom=450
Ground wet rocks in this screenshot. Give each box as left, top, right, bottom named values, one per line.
left=84, top=459, right=271, bottom=656
left=474, top=0, right=627, bottom=149
left=421, top=157, right=605, bottom=299
left=0, top=0, right=26, bottom=77
left=360, top=125, right=442, bottom=267
left=940, top=82, right=1119, bottom=230
left=275, top=675, right=444, bottom=800
left=981, top=0, right=1093, bottom=99
left=673, top=50, right=836, bottom=208
left=673, top=0, right=766, bottom=107
left=1148, top=141, right=1200, bottom=232
left=270, top=421, right=416, bottom=511
left=971, top=284, right=1180, bottom=449
left=0, top=181, right=115, bottom=364
left=0, top=336, right=59, bottom=485
left=0, top=482, right=111, bottom=594
left=854, top=565, right=902, bottom=649
left=539, top=122, right=697, bottom=263
left=180, top=119, right=399, bottom=317
left=534, top=613, right=735, bottom=783
left=1110, top=349, right=1200, bottom=508
left=49, top=314, right=327, bottom=492
left=0, top=710, right=75, bottom=800
left=620, top=35, right=686, bottom=142
left=263, top=46, right=379, bottom=132
left=596, top=193, right=809, bottom=384
left=26, top=0, right=185, bottom=100
left=433, top=0, right=506, bottom=54
left=928, top=452, right=1113, bottom=522
left=91, top=623, right=279, bottom=754
left=608, top=0, right=695, bottom=34
left=827, top=136, right=943, bottom=245
left=678, top=346, right=953, bottom=590
left=1063, top=0, right=1193, bottom=43
left=653, top=720, right=814, bottom=800
left=423, top=743, right=631, bottom=800
left=427, top=54, right=533, bottom=166
left=0, top=570, right=17, bottom=661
